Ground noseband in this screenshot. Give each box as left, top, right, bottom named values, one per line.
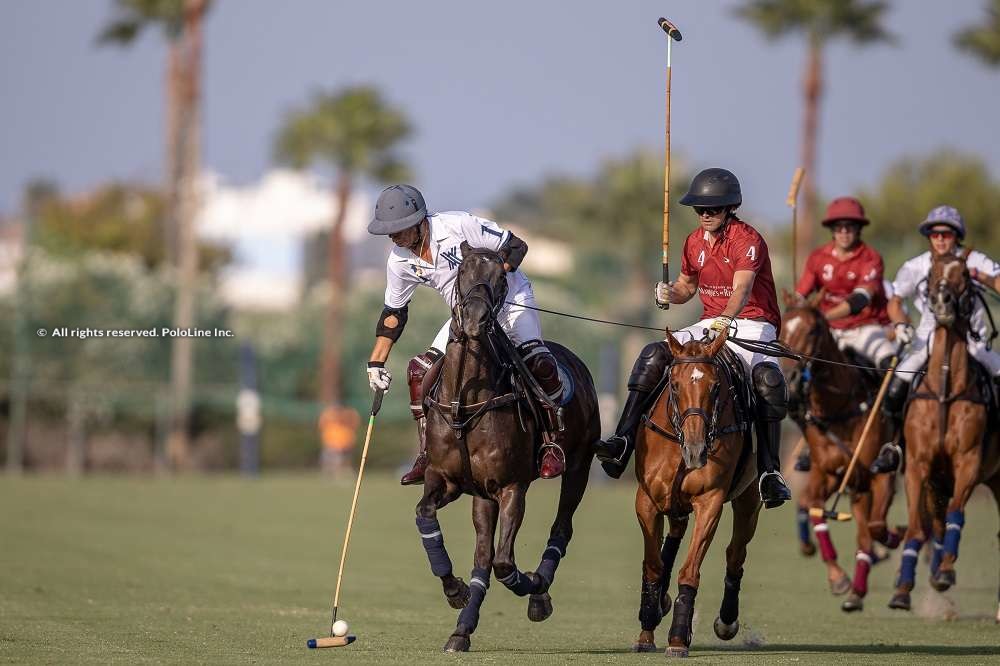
left=666, top=356, right=726, bottom=450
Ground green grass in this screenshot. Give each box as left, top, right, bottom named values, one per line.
left=1, top=473, right=998, bottom=664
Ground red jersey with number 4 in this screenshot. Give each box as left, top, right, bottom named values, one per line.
left=795, top=241, right=890, bottom=329
left=680, top=217, right=781, bottom=328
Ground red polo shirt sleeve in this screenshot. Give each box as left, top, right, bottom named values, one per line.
left=731, top=228, right=764, bottom=273
left=796, top=250, right=820, bottom=297
left=856, top=248, right=884, bottom=294
left=680, top=234, right=698, bottom=278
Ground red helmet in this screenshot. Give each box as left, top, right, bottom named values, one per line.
left=821, top=197, right=870, bottom=227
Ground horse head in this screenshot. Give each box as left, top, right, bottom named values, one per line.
left=664, top=326, right=729, bottom=470
left=929, top=250, right=974, bottom=331
left=452, top=241, right=509, bottom=341
left=778, top=295, right=831, bottom=420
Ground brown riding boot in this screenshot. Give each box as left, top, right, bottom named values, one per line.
left=400, top=349, right=441, bottom=486
left=400, top=417, right=428, bottom=485
left=520, top=341, right=565, bottom=479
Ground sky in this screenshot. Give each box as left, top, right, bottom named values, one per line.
left=2, top=0, right=998, bottom=273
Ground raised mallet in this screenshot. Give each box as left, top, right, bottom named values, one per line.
left=786, top=167, right=805, bottom=282
left=656, top=17, right=682, bottom=310
left=307, top=389, right=384, bottom=649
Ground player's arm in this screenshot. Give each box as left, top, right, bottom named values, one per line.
left=720, top=270, right=756, bottom=319
left=968, top=253, right=1000, bottom=292
left=498, top=233, right=527, bottom=272
left=824, top=288, right=872, bottom=321
left=466, top=214, right=525, bottom=272
left=669, top=272, right=698, bottom=304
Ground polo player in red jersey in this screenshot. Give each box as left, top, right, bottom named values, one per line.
left=595, top=168, right=792, bottom=508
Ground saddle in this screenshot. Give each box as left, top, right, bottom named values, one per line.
left=841, top=347, right=881, bottom=394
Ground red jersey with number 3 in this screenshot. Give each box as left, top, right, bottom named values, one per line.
left=680, top=217, right=781, bottom=328
left=795, top=241, right=889, bottom=329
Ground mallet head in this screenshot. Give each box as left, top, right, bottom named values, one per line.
left=658, top=17, right=682, bottom=41
left=808, top=507, right=852, bottom=522
left=307, top=635, right=356, bottom=649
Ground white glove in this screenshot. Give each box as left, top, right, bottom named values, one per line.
left=367, top=362, right=392, bottom=392
left=707, top=316, right=734, bottom=340
left=654, top=281, right=671, bottom=309
left=894, top=323, right=915, bottom=346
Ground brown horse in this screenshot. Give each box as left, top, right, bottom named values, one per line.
left=414, top=243, right=600, bottom=652
left=779, top=299, right=903, bottom=612
left=631, top=328, right=761, bottom=657
left=888, top=250, right=1000, bottom=614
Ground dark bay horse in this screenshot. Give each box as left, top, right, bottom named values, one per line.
left=888, top=250, right=1000, bottom=614
left=779, top=300, right=903, bottom=612
left=632, top=328, right=761, bottom=658
left=414, top=242, right=600, bottom=652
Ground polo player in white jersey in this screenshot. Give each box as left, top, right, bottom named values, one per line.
left=871, top=205, right=1000, bottom=473
left=365, top=184, right=566, bottom=482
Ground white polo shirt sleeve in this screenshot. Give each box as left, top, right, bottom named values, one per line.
left=384, top=255, right=420, bottom=309
left=891, top=255, right=925, bottom=300
left=460, top=213, right=510, bottom=253
left=968, top=250, right=1000, bottom=279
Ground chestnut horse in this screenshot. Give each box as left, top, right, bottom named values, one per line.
left=779, top=300, right=903, bottom=612
left=414, top=244, right=601, bottom=651
left=632, top=328, right=761, bottom=657
left=888, top=250, right=1000, bottom=615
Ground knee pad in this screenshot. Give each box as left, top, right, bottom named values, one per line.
left=883, top=376, right=909, bottom=416
left=752, top=363, right=787, bottom=421
left=628, top=342, right=672, bottom=393
left=408, top=349, right=442, bottom=419
left=519, top=341, right=561, bottom=398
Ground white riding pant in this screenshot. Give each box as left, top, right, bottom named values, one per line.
left=830, top=323, right=895, bottom=367
left=896, top=331, right=1000, bottom=378
left=430, top=282, right=543, bottom=353
left=674, top=318, right=780, bottom=373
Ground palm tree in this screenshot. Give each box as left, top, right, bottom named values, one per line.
left=99, top=0, right=212, bottom=469
left=735, top=0, right=892, bottom=271
left=954, top=0, right=1000, bottom=67
left=274, top=86, right=412, bottom=421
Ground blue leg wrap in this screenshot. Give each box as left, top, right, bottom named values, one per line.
left=943, top=510, right=965, bottom=560
left=498, top=566, right=537, bottom=597
left=456, top=568, right=490, bottom=632
left=796, top=507, right=811, bottom=546
left=930, top=538, right=944, bottom=576
left=896, top=538, right=923, bottom=588
left=416, top=516, right=452, bottom=577
left=535, top=536, right=567, bottom=587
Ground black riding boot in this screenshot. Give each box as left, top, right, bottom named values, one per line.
left=794, top=446, right=812, bottom=472
left=870, top=375, right=909, bottom=474
left=594, top=389, right=650, bottom=479
left=594, top=341, right=671, bottom=479
left=753, top=363, right=792, bottom=508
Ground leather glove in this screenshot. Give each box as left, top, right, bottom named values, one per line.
left=654, top=281, right=671, bottom=309
left=367, top=362, right=392, bottom=392
left=894, top=323, right=915, bottom=346
left=707, top=315, right=734, bottom=340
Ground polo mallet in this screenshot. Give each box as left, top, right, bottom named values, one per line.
left=810, top=356, right=897, bottom=521
left=786, top=167, right=805, bottom=282
left=307, top=389, right=384, bottom=649
left=657, top=17, right=682, bottom=309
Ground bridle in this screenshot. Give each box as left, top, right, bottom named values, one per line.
left=930, top=260, right=974, bottom=330
left=666, top=356, right=727, bottom=450
left=451, top=249, right=508, bottom=341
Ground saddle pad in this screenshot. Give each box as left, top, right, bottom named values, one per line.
left=556, top=361, right=575, bottom=407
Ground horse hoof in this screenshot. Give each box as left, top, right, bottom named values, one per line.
left=713, top=616, right=739, bottom=640
left=445, top=578, right=470, bottom=609
left=443, top=634, right=471, bottom=652
left=632, top=641, right=657, bottom=653
left=930, top=569, right=956, bottom=592
left=841, top=592, right=864, bottom=613
left=829, top=574, right=852, bottom=596
left=888, top=592, right=911, bottom=611
left=800, top=541, right=817, bottom=557
left=527, top=592, right=553, bottom=622
left=665, top=644, right=689, bottom=658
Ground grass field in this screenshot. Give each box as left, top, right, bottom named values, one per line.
left=1, top=473, right=998, bottom=664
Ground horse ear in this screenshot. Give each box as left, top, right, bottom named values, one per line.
left=959, top=246, right=973, bottom=261
left=460, top=240, right=473, bottom=257
left=781, top=288, right=805, bottom=308
left=665, top=328, right=685, bottom=358
left=706, top=326, right=729, bottom=357
left=806, top=287, right=825, bottom=309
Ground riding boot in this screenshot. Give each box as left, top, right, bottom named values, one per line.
left=870, top=375, right=909, bottom=474
left=520, top=341, right=565, bottom=479
left=794, top=446, right=812, bottom=472
left=400, top=350, right=442, bottom=486
left=594, top=389, right=649, bottom=479
left=752, top=363, right=792, bottom=509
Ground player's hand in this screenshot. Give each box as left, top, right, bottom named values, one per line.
left=655, top=281, right=672, bottom=309
left=707, top=316, right=734, bottom=340
left=367, top=362, right=392, bottom=392
left=894, top=322, right=915, bottom=346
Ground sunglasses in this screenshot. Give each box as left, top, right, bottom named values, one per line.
left=832, top=223, right=860, bottom=233
left=929, top=230, right=956, bottom=240
left=694, top=206, right=725, bottom=217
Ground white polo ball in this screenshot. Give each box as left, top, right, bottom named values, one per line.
left=332, top=620, right=349, bottom=637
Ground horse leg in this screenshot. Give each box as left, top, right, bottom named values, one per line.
left=493, top=484, right=544, bottom=597
left=797, top=499, right=816, bottom=557
left=525, top=457, right=590, bottom=623
left=809, top=469, right=850, bottom=595
left=666, top=492, right=725, bottom=658
left=927, top=484, right=948, bottom=589
left=932, top=449, right=980, bottom=591
left=868, top=470, right=904, bottom=550
left=889, top=457, right=930, bottom=611
left=714, top=483, right=762, bottom=641
left=633, top=489, right=665, bottom=652
left=842, top=490, right=874, bottom=613
left=444, top=497, right=498, bottom=653
left=415, top=469, right=467, bottom=609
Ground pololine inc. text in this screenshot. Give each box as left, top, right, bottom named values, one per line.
left=40, top=328, right=234, bottom=339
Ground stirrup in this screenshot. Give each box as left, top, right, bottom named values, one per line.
left=758, top=471, right=791, bottom=508
left=870, top=442, right=902, bottom=473
left=595, top=435, right=628, bottom=465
